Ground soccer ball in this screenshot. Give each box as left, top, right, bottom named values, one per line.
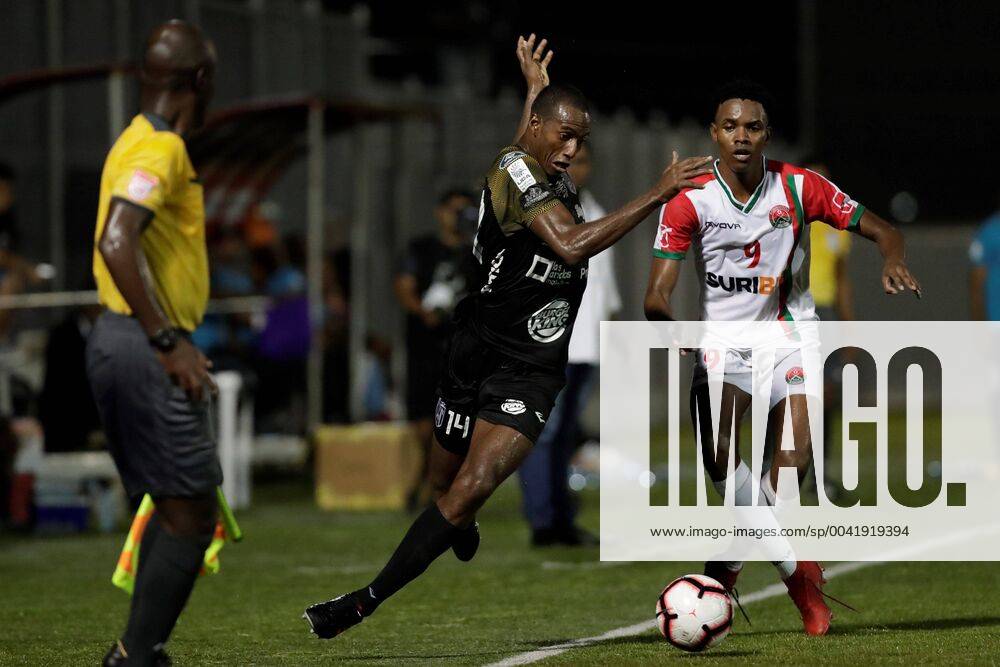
left=655, top=574, right=733, bottom=652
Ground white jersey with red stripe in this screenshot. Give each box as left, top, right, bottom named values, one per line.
left=652, top=157, right=865, bottom=322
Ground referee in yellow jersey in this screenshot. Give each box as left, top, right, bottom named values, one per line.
left=86, top=21, right=218, bottom=666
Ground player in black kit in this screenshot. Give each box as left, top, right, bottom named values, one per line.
left=303, top=34, right=713, bottom=639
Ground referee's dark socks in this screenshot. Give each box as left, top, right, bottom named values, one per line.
left=358, top=503, right=459, bottom=615
left=122, top=515, right=212, bottom=661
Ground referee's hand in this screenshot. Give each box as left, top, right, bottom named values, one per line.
left=158, top=338, right=218, bottom=402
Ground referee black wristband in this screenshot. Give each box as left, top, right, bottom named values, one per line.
left=149, top=327, right=180, bottom=353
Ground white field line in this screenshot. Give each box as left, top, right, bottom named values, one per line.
left=485, top=524, right=1000, bottom=667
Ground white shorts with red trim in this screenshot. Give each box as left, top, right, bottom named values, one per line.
left=692, top=347, right=809, bottom=411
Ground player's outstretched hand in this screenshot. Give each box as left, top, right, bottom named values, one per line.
left=516, top=33, right=553, bottom=92
left=654, top=152, right=714, bottom=202
left=158, top=337, right=219, bottom=402
left=882, top=258, right=922, bottom=298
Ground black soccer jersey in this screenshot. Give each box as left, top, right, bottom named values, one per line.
left=464, top=145, right=589, bottom=371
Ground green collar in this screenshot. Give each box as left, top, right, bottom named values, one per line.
left=712, top=157, right=767, bottom=214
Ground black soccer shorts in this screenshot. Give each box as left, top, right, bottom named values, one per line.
left=86, top=312, right=223, bottom=500
left=433, top=323, right=565, bottom=455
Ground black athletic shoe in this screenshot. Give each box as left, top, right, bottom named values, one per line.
left=102, top=641, right=172, bottom=666
left=452, top=521, right=480, bottom=561
left=303, top=593, right=365, bottom=639
left=531, top=527, right=557, bottom=546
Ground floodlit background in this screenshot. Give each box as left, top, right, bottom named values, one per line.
left=1, top=2, right=999, bottom=663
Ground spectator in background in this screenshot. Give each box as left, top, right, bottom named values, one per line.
left=192, top=228, right=255, bottom=369
left=0, top=163, right=50, bottom=339
left=253, top=233, right=310, bottom=432
left=969, top=200, right=1000, bottom=320
left=519, top=143, right=621, bottom=546
left=322, top=245, right=351, bottom=423
left=243, top=200, right=281, bottom=250
left=394, top=189, right=478, bottom=508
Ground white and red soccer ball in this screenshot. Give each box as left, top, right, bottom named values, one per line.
left=656, top=574, right=733, bottom=652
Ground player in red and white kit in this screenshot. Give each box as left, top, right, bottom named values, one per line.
left=644, top=80, right=921, bottom=635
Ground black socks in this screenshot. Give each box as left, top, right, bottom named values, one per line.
left=360, top=503, right=459, bottom=616
left=121, top=515, right=211, bottom=664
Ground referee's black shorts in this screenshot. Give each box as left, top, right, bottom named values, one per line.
left=433, top=322, right=565, bottom=456
left=86, top=311, right=222, bottom=500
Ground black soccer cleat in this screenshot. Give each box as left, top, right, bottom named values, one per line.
left=452, top=521, right=480, bottom=562
left=303, top=593, right=365, bottom=639
left=102, top=640, right=172, bottom=666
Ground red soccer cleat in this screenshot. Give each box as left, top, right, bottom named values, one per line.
left=703, top=561, right=742, bottom=592
left=783, top=561, right=832, bottom=636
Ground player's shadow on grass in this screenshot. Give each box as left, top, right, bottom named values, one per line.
left=575, top=634, right=754, bottom=658
left=342, top=650, right=511, bottom=661
left=828, top=615, right=1000, bottom=635
left=746, top=615, right=1000, bottom=637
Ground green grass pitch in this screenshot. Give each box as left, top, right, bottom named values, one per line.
left=1, top=479, right=998, bottom=665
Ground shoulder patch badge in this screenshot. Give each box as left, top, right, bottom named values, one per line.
left=506, top=158, right=538, bottom=193
left=499, top=150, right=528, bottom=169
left=127, top=169, right=159, bottom=202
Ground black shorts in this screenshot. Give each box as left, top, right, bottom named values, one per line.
left=86, top=312, right=222, bottom=500
left=433, top=323, right=565, bottom=455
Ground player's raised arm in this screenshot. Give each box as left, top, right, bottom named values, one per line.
left=854, top=211, right=921, bottom=297
left=514, top=34, right=553, bottom=142
left=531, top=152, right=713, bottom=265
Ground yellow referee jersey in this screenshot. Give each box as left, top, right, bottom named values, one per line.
left=809, top=219, right=851, bottom=309
left=93, top=113, right=208, bottom=332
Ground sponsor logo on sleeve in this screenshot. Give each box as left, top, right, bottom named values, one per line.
left=126, top=169, right=159, bottom=202
left=506, top=158, right=538, bottom=192
left=520, top=183, right=553, bottom=209
left=656, top=221, right=672, bottom=249
left=785, top=366, right=806, bottom=385
left=501, top=399, right=527, bottom=415
left=832, top=190, right=859, bottom=215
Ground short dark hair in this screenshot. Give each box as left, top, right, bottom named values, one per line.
left=712, top=79, right=775, bottom=125
left=436, top=188, right=474, bottom=206
left=531, top=84, right=589, bottom=120
left=0, top=163, right=15, bottom=183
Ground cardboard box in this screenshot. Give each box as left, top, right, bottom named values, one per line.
left=314, top=422, right=422, bottom=511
